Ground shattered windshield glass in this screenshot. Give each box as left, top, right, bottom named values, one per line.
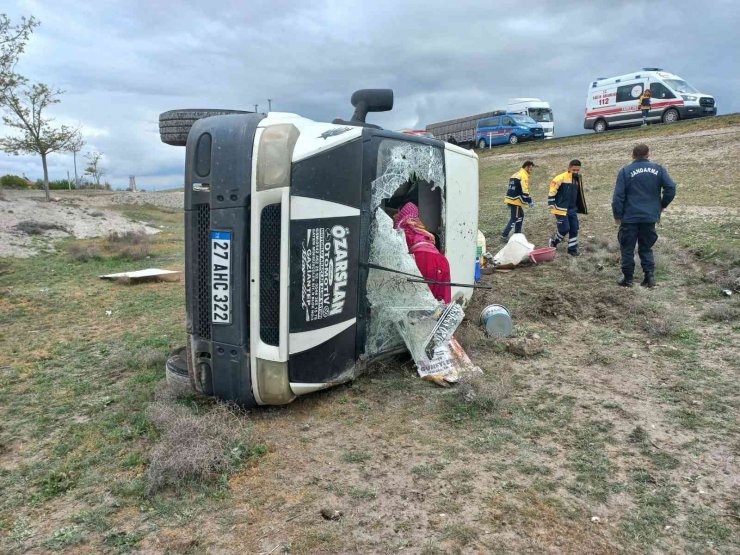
left=371, top=139, right=445, bottom=209
left=365, top=140, right=448, bottom=356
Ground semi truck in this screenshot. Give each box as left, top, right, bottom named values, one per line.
left=506, top=98, right=554, bottom=138
left=426, top=110, right=544, bottom=148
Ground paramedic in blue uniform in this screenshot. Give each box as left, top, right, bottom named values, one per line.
left=612, top=143, right=676, bottom=288
left=548, top=160, right=587, bottom=256
left=500, top=160, right=535, bottom=241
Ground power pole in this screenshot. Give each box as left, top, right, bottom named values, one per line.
left=67, top=170, right=71, bottom=190
left=268, top=98, right=272, bottom=111
left=129, top=175, right=137, bottom=192
left=73, top=149, right=79, bottom=187
left=254, top=104, right=258, bottom=113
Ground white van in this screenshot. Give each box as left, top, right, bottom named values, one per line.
left=584, top=68, right=716, bottom=133
left=507, top=98, right=554, bottom=138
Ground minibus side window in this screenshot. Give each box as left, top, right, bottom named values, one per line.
left=616, top=83, right=644, bottom=102
left=650, top=83, right=676, bottom=99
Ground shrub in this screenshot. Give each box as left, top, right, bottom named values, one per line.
left=67, top=231, right=153, bottom=262
left=1, top=174, right=31, bottom=188
left=102, top=231, right=152, bottom=259
left=450, top=368, right=512, bottom=414
left=67, top=243, right=104, bottom=262
left=15, top=221, right=69, bottom=235
left=704, top=303, right=739, bottom=322
left=49, top=179, right=76, bottom=190
left=146, top=402, right=251, bottom=493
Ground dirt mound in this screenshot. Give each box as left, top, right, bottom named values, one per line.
left=0, top=191, right=161, bottom=257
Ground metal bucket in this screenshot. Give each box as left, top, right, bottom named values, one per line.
left=480, top=304, right=512, bottom=337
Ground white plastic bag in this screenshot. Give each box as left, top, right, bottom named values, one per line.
left=493, top=233, right=534, bottom=267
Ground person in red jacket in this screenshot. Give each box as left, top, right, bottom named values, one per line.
left=393, top=202, right=451, bottom=303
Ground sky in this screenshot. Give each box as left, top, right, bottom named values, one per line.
left=1, top=0, right=738, bottom=190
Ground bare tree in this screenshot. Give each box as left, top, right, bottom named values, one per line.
left=84, top=151, right=105, bottom=188
left=67, top=131, right=84, bottom=188
left=0, top=14, right=38, bottom=95
left=0, top=83, right=79, bottom=201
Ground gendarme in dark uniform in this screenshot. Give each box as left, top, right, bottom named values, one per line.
left=612, top=144, right=676, bottom=287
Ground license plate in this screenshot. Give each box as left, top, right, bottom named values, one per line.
left=703, top=107, right=713, bottom=112
left=211, top=230, right=232, bottom=324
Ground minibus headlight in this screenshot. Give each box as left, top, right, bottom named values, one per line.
left=256, top=124, right=300, bottom=191
left=681, top=94, right=697, bottom=102
left=256, top=358, right=295, bottom=404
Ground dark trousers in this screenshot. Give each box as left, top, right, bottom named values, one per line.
left=551, top=212, right=579, bottom=252
left=618, top=222, right=658, bottom=277
left=502, top=204, right=524, bottom=236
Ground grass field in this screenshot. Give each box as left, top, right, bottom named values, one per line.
left=1, top=115, right=738, bottom=554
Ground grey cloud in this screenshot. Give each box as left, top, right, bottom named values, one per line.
left=1, top=0, right=737, bottom=189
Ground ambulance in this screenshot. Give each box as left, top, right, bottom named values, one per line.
left=584, top=68, right=716, bottom=133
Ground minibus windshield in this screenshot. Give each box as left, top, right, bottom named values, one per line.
left=663, top=79, right=699, bottom=94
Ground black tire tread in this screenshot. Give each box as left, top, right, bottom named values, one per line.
left=158, top=108, right=250, bottom=146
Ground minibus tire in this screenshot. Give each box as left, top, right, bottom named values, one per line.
left=662, top=109, right=679, bottom=124
left=159, top=109, right=250, bottom=146
left=508, top=134, right=518, bottom=145
left=478, top=138, right=487, bottom=149
left=166, top=347, right=193, bottom=396
left=593, top=119, right=607, bottom=133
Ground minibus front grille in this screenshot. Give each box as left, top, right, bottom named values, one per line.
left=700, top=97, right=714, bottom=107
left=259, top=204, right=281, bottom=346
left=195, top=203, right=212, bottom=339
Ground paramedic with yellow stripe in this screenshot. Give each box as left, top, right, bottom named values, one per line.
left=500, top=160, right=535, bottom=241
left=548, top=159, right=588, bottom=256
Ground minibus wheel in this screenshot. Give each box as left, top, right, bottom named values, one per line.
left=478, top=138, right=487, bottom=149
left=594, top=119, right=607, bottom=133
left=166, top=347, right=193, bottom=396
left=662, top=109, right=679, bottom=124
left=159, top=109, right=250, bottom=146
left=508, top=134, right=519, bottom=145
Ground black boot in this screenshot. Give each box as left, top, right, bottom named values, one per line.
left=641, top=272, right=656, bottom=288
left=617, top=275, right=634, bottom=287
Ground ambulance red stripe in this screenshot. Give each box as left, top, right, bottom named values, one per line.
left=585, top=99, right=684, bottom=118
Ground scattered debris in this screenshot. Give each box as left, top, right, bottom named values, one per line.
left=505, top=337, right=544, bottom=357
left=418, top=337, right=482, bottom=386
left=721, top=289, right=733, bottom=297
left=529, top=246, right=557, bottom=264
left=320, top=509, right=343, bottom=521
left=591, top=516, right=601, bottom=523
left=100, top=268, right=181, bottom=284
left=492, top=233, right=534, bottom=268
left=480, top=304, right=512, bottom=337
left=105, top=310, right=113, bottom=316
